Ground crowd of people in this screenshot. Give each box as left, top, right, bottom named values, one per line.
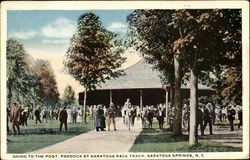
left=7, top=99, right=243, bottom=135
left=182, top=102, right=243, bottom=136
left=89, top=98, right=167, bottom=131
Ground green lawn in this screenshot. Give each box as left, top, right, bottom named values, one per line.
left=215, top=120, right=239, bottom=125
left=7, top=119, right=94, bottom=153
left=130, top=118, right=242, bottom=152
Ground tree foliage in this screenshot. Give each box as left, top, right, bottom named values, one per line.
left=127, top=10, right=184, bottom=135
left=65, top=12, right=126, bottom=91
left=127, top=10, right=176, bottom=86
left=6, top=38, right=40, bottom=107
left=64, top=12, right=126, bottom=123
left=127, top=9, right=242, bottom=141
left=7, top=39, right=61, bottom=108
left=35, top=61, right=60, bottom=106
left=62, top=85, right=75, bottom=106
left=32, top=59, right=54, bottom=74
left=199, top=10, right=242, bottom=104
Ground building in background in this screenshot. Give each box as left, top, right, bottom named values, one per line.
left=78, top=60, right=215, bottom=107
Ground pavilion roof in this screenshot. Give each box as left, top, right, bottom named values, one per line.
left=98, top=60, right=211, bottom=90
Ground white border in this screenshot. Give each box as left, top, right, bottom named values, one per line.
left=1, top=1, right=249, bottom=160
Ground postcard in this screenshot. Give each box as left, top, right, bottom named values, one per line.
left=1, top=1, right=249, bottom=159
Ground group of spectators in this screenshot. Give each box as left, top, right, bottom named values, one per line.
left=7, top=103, right=35, bottom=135
left=90, top=98, right=166, bottom=131
left=7, top=100, right=243, bottom=135
left=121, top=98, right=166, bottom=129
left=7, top=103, right=84, bottom=134
left=182, top=102, right=243, bottom=136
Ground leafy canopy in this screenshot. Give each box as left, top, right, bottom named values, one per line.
left=62, top=85, right=75, bottom=106
left=65, top=12, right=125, bottom=90
left=7, top=38, right=40, bottom=106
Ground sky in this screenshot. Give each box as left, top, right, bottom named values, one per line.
left=7, top=10, right=141, bottom=97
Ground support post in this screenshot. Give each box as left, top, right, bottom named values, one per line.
left=165, top=88, right=169, bottom=124
left=83, top=90, right=87, bottom=123
left=109, top=90, right=112, bottom=104
left=140, top=89, right=143, bottom=108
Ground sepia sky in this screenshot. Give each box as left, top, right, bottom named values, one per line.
left=7, top=10, right=141, bottom=97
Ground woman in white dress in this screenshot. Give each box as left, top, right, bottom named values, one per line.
left=76, top=107, right=82, bottom=123
left=67, top=107, right=72, bottom=123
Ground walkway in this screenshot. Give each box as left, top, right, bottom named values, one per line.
left=28, top=118, right=142, bottom=153
left=200, top=124, right=243, bottom=148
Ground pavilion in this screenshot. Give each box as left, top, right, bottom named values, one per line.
left=78, top=60, right=215, bottom=107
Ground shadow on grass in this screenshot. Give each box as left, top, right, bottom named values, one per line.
left=179, top=141, right=242, bottom=152
left=130, top=121, right=242, bottom=152
left=8, top=120, right=95, bottom=136
left=200, top=133, right=242, bottom=140
left=7, top=120, right=95, bottom=153
left=134, top=128, right=189, bottom=144
left=11, top=127, right=94, bottom=135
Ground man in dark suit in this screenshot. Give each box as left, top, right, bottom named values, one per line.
left=147, top=108, right=154, bottom=129
left=196, top=105, right=204, bottom=136
left=59, top=107, right=68, bottom=132
left=35, top=107, right=41, bottom=124
left=203, top=103, right=213, bottom=135
left=227, top=106, right=236, bottom=131
left=157, top=107, right=165, bottom=129
left=238, top=108, right=242, bottom=129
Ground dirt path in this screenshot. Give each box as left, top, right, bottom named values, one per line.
left=199, top=124, right=243, bottom=148
left=28, top=118, right=142, bottom=153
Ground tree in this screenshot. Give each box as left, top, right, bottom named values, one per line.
left=199, top=9, right=242, bottom=105
left=36, top=63, right=60, bottom=106
left=64, top=12, right=125, bottom=123
left=127, top=10, right=185, bottom=135
left=32, top=59, right=60, bottom=107
left=221, top=67, right=242, bottom=104
left=128, top=9, right=242, bottom=145
left=6, top=38, right=40, bottom=108
left=167, top=9, right=241, bottom=145
left=62, top=85, right=75, bottom=106
left=31, top=59, right=53, bottom=74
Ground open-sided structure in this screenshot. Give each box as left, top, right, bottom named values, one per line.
left=78, top=60, right=215, bottom=107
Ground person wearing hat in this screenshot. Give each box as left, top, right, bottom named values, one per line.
left=59, top=107, right=68, bottom=132
left=157, top=107, right=165, bottom=129
left=227, top=105, right=236, bottom=131
left=124, top=98, right=132, bottom=108
left=21, top=106, right=29, bottom=126
left=107, top=102, right=117, bottom=131
left=147, top=107, right=154, bottom=129
left=34, top=106, right=41, bottom=124
left=238, top=107, right=242, bottom=129
left=196, top=105, right=204, bottom=136
left=10, top=103, right=21, bottom=135
left=131, top=106, right=137, bottom=127
left=203, top=103, right=213, bottom=135
left=95, top=105, right=105, bottom=131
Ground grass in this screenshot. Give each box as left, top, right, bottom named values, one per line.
left=215, top=120, right=239, bottom=125
left=129, top=118, right=242, bottom=152
left=7, top=118, right=94, bottom=153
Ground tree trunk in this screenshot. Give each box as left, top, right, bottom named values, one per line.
left=83, top=90, right=87, bottom=124
left=165, top=88, right=168, bottom=124
left=173, top=54, right=182, bottom=135
left=168, top=84, right=174, bottom=126
left=170, top=84, right=175, bottom=109
left=189, top=69, right=198, bottom=145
